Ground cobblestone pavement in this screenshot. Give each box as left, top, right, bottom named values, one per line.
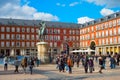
left=1, top=62, right=120, bottom=80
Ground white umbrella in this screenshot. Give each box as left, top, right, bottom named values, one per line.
left=70, top=50, right=84, bottom=53
left=83, top=48, right=95, bottom=54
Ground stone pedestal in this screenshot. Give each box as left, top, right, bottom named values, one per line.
left=36, top=42, right=49, bottom=63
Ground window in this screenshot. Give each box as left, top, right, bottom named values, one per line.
left=31, top=35, right=34, bottom=40
left=69, top=30, right=72, bottom=34
left=99, top=39, right=101, bottom=45
left=109, top=30, right=112, bottom=36
left=114, top=28, right=116, bottom=35
left=6, top=27, right=10, bottom=32
left=106, top=38, right=108, bottom=44
left=113, top=20, right=116, bottom=26
left=118, top=28, right=120, bottom=34
left=102, top=39, right=104, bottom=45
left=6, top=34, right=10, bottom=39
left=109, top=21, right=112, bottom=27
left=11, top=34, right=15, bottom=39
left=58, top=29, right=60, bottom=34
left=73, top=30, right=75, bottom=34
left=118, top=37, right=120, bottom=43
left=16, top=27, right=20, bottom=32
left=117, top=19, right=120, bottom=25
left=50, top=42, right=53, bottom=47
left=6, top=41, right=10, bottom=47
left=114, top=37, right=117, bottom=44
left=26, top=42, right=30, bottom=47
left=63, top=36, right=67, bottom=40
left=96, top=32, right=99, bottom=38
left=22, top=28, right=25, bottom=32
left=26, top=35, right=30, bottom=40
left=31, top=28, right=34, bottom=33
left=1, top=27, right=5, bottom=32
left=91, top=27, right=94, bottom=32
left=99, top=32, right=101, bottom=37
left=22, top=35, right=25, bottom=40
left=12, top=27, right=15, bottom=32
left=105, top=22, right=108, bottom=28
left=22, top=42, right=25, bottom=47
left=16, top=42, right=20, bottom=47
left=11, top=42, right=14, bottom=46
left=27, top=28, right=30, bottom=32
left=63, top=30, right=66, bottom=34
left=102, top=31, right=104, bottom=37
left=54, top=42, right=57, bottom=47
left=31, top=42, right=34, bottom=47
left=110, top=38, right=112, bottom=44
left=16, top=34, right=20, bottom=40
left=1, top=34, right=4, bottom=39
left=1, top=42, right=4, bottom=47
left=105, top=30, right=108, bottom=36
left=36, top=35, right=39, bottom=40
left=91, top=33, right=94, bottom=39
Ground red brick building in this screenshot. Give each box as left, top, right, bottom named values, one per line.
left=0, top=19, right=80, bottom=57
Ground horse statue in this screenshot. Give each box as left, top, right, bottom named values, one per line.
left=38, top=21, right=46, bottom=41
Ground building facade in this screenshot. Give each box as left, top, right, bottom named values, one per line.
left=80, top=12, right=120, bottom=55
left=0, top=19, right=80, bottom=57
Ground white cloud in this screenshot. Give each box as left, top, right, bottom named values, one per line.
left=0, top=0, right=59, bottom=21
left=86, top=0, right=120, bottom=8
left=56, top=3, right=66, bottom=7
left=69, top=2, right=79, bottom=7
left=77, top=17, right=94, bottom=24
left=100, top=8, right=115, bottom=16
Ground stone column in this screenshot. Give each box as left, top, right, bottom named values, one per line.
left=36, top=42, right=49, bottom=63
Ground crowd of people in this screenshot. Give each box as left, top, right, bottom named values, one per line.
left=55, top=53, right=120, bottom=74
left=2, top=56, right=40, bottom=75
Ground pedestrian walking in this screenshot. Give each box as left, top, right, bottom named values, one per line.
left=14, top=57, right=20, bottom=73
left=29, top=58, right=34, bottom=75
left=3, top=56, right=8, bottom=71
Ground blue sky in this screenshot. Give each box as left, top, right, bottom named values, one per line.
left=0, top=0, right=120, bottom=24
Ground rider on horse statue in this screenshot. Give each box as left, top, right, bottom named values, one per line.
left=38, top=21, right=46, bottom=41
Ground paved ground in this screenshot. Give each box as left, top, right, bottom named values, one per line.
left=0, top=60, right=120, bottom=80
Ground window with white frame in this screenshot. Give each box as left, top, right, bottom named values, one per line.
left=69, top=30, right=72, bottom=34
left=1, top=27, right=5, bottom=32
left=118, top=37, right=120, bottom=43
left=58, top=36, right=60, bottom=40
left=102, top=39, right=104, bottom=45
left=99, top=32, right=101, bottom=37
left=110, top=38, right=112, bottom=44
left=54, top=42, right=57, bottom=47
left=26, top=42, right=30, bottom=47
left=106, top=30, right=108, bottom=36
left=22, top=28, right=25, bottom=32
left=102, top=31, right=104, bottom=37
left=31, top=28, right=34, bottom=33
left=106, top=38, right=108, bottom=44
left=11, top=34, right=15, bottom=39
left=22, top=42, right=25, bottom=47
left=45, top=35, right=48, bottom=40
left=91, top=27, right=94, bottom=32
left=16, top=42, right=20, bottom=47
left=27, top=28, right=30, bottom=32
left=6, top=27, right=10, bottom=32
left=63, top=36, right=67, bottom=40
left=99, top=39, right=101, bottom=45
left=73, top=36, right=75, bottom=41
left=58, top=29, right=60, bottom=34
left=1, top=34, right=4, bottom=39
left=105, top=22, right=108, bottom=28
left=118, top=28, right=120, bottom=34
left=114, top=28, right=116, bottom=35
left=63, top=30, right=66, bottom=34
left=73, top=30, right=75, bottom=34
left=114, top=37, right=117, bottom=44
left=22, top=35, right=25, bottom=40
left=31, top=42, right=34, bottom=47
left=109, top=21, right=112, bottom=27
left=88, top=28, right=90, bottom=32
left=92, top=33, right=94, bottom=39
left=96, top=32, right=98, bottom=38
left=50, top=42, right=53, bottom=47
left=76, top=36, right=79, bottom=41
left=16, top=27, right=20, bottom=32
left=1, top=42, right=4, bottom=47
left=6, top=41, right=10, bottom=47
left=6, top=34, right=10, bottom=39
left=31, top=35, right=34, bottom=40
left=109, top=30, right=112, bottom=36
left=11, top=42, right=14, bottom=46
left=12, top=27, right=15, bottom=32
left=26, top=35, right=30, bottom=40
left=36, top=35, right=39, bottom=40
left=117, top=19, right=120, bottom=25
left=16, top=34, right=20, bottom=40
left=113, top=20, right=116, bottom=26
